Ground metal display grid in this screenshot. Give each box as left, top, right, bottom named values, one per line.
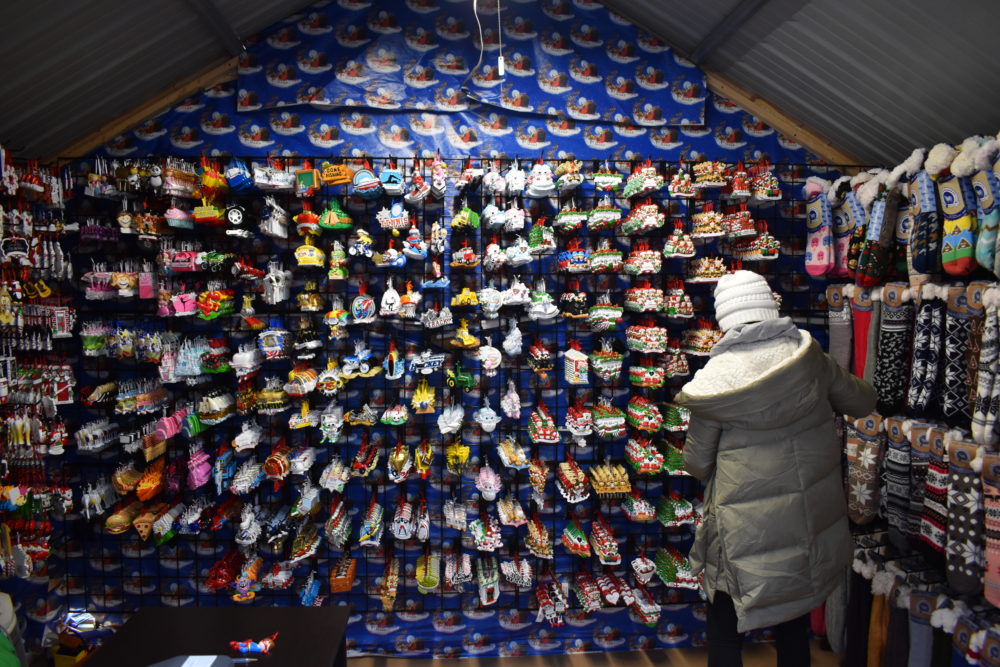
left=50, top=156, right=848, bottom=626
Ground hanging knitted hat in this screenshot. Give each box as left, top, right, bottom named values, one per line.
left=712, top=270, right=779, bottom=331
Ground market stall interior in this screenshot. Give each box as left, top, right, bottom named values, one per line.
left=1, top=0, right=999, bottom=666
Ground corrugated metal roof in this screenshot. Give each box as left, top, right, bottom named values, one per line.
left=599, top=0, right=1000, bottom=165
left=3, top=0, right=999, bottom=164
left=0, top=0, right=313, bottom=159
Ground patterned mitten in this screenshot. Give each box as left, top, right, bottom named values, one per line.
left=827, top=285, right=853, bottom=369
left=972, top=293, right=999, bottom=447
left=918, top=427, right=948, bottom=558
left=907, top=590, right=936, bottom=667
left=909, top=170, right=942, bottom=275
left=846, top=214, right=867, bottom=280
left=971, top=142, right=1000, bottom=272
left=850, top=287, right=876, bottom=379
left=855, top=178, right=898, bottom=287
left=966, top=282, right=989, bottom=413
left=906, top=286, right=945, bottom=418
left=937, top=170, right=978, bottom=276
left=981, top=452, right=1000, bottom=607
left=883, top=417, right=912, bottom=551
left=945, top=438, right=984, bottom=595
left=804, top=178, right=834, bottom=277
left=829, top=177, right=856, bottom=279
left=907, top=422, right=932, bottom=550
left=846, top=414, right=884, bottom=525
left=941, top=286, right=973, bottom=421
left=872, top=283, right=914, bottom=414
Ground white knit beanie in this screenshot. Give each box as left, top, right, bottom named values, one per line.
left=713, top=270, right=779, bottom=331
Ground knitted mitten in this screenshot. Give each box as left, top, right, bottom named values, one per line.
left=945, top=438, right=984, bottom=596
left=847, top=414, right=885, bottom=525
left=827, top=285, right=853, bottom=370
left=937, top=171, right=978, bottom=276
left=908, top=422, right=932, bottom=549
left=907, top=286, right=945, bottom=418
left=804, top=178, right=834, bottom=277
left=907, top=591, right=936, bottom=667
left=830, top=177, right=856, bottom=278
left=919, top=427, right=949, bottom=557
left=894, top=183, right=914, bottom=278
left=851, top=287, right=877, bottom=379
left=981, top=452, right=1000, bottom=607
left=855, top=175, right=898, bottom=288
left=909, top=170, right=942, bottom=275
left=966, top=282, right=989, bottom=413
left=971, top=140, right=1000, bottom=272
left=883, top=417, right=912, bottom=551
left=847, top=215, right=867, bottom=280
left=872, top=283, right=914, bottom=414
left=942, top=286, right=973, bottom=421
left=972, top=291, right=999, bottom=446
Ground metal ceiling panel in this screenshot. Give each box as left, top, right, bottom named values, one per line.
left=4, top=0, right=1000, bottom=163
left=0, top=0, right=314, bottom=157
left=600, top=0, right=1000, bottom=165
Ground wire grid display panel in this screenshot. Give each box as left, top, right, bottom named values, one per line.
left=56, top=156, right=837, bottom=655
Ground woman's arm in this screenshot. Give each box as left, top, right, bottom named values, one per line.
left=683, top=415, right=723, bottom=481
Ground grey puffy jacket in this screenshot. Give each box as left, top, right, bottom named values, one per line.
left=675, top=329, right=875, bottom=632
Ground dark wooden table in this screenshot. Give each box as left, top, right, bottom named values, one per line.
left=86, top=606, right=350, bottom=667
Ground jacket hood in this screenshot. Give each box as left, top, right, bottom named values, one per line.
left=675, top=331, right=826, bottom=429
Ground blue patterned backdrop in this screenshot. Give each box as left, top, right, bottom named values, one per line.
left=64, top=1, right=834, bottom=660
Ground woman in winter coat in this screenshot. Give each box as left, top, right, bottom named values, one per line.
left=675, top=270, right=875, bottom=667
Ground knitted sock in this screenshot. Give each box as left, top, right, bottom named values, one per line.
left=907, top=289, right=945, bottom=418
left=972, top=298, right=999, bottom=446
left=981, top=453, right=1000, bottom=607
left=864, top=294, right=882, bottom=384
left=896, top=181, right=915, bottom=277
left=873, top=284, right=914, bottom=414
left=806, top=189, right=834, bottom=276
left=847, top=219, right=868, bottom=280
left=972, top=164, right=1000, bottom=272
left=831, top=196, right=856, bottom=279
left=919, top=427, right=949, bottom=557
left=937, top=173, right=979, bottom=276
left=884, top=418, right=912, bottom=551
left=852, top=288, right=877, bottom=379
left=845, top=571, right=873, bottom=667
left=907, top=422, right=932, bottom=549
left=867, top=593, right=889, bottom=667
left=825, top=568, right=851, bottom=654
left=945, top=438, right=984, bottom=595
left=847, top=414, right=884, bottom=525
left=908, top=590, right=936, bottom=667
left=827, top=285, right=853, bottom=369
left=884, top=602, right=910, bottom=667
left=966, top=282, right=989, bottom=414
left=910, top=171, right=942, bottom=275
left=981, top=629, right=1000, bottom=667
left=941, top=286, right=973, bottom=422
left=856, top=198, right=895, bottom=288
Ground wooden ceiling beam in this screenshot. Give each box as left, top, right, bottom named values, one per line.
left=704, top=70, right=862, bottom=167
left=49, top=55, right=238, bottom=162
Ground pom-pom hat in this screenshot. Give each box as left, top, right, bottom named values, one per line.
left=713, top=270, right=779, bottom=331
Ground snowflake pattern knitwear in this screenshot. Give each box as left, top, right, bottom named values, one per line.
left=945, top=438, right=983, bottom=595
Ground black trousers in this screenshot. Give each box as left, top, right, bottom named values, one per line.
left=706, top=592, right=811, bottom=667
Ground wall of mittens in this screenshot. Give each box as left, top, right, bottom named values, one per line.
left=804, top=136, right=1000, bottom=662
left=0, top=144, right=843, bottom=657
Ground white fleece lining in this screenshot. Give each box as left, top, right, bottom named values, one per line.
left=681, top=330, right=810, bottom=398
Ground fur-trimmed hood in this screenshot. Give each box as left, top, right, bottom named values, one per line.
left=677, top=330, right=820, bottom=428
